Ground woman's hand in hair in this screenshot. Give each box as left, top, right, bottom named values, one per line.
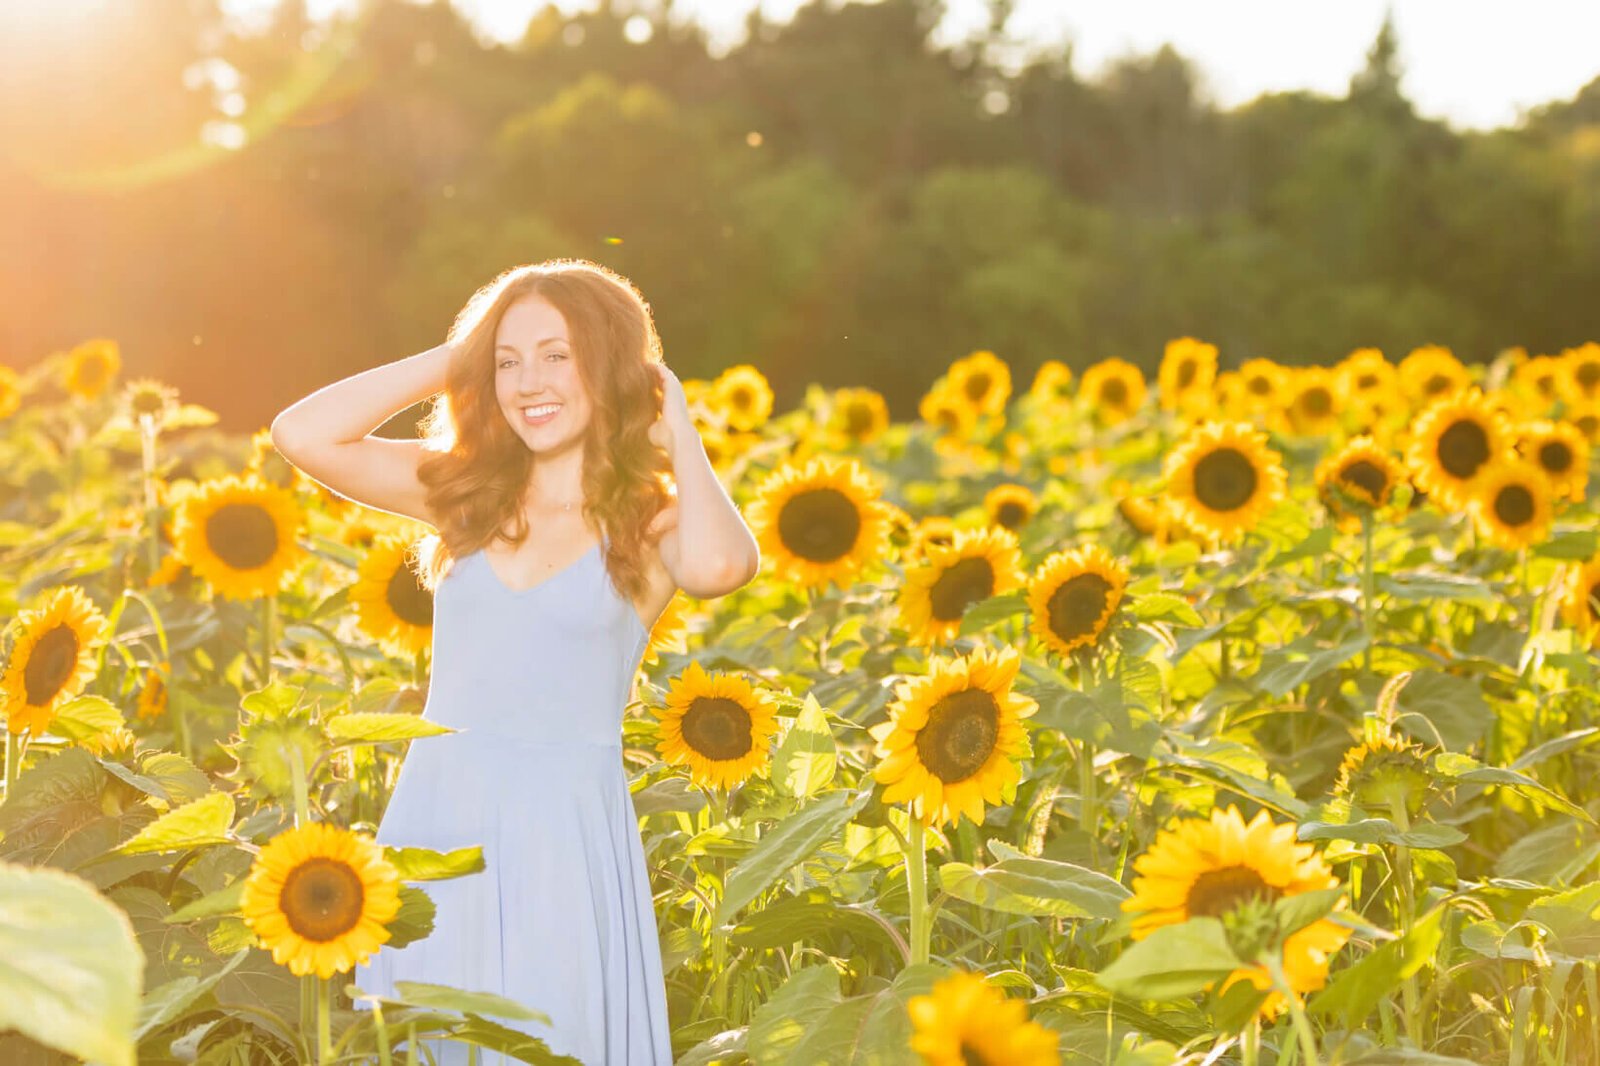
left=648, top=362, right=694, bottom=460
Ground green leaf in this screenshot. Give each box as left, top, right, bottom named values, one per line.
left=629, top=776, right=708, bottom=818
left=1272, top=887, right=1345, bottom=940
left=116, top=790, right=235, bottom=855
left=1128, top=593, right=1203, bottom=628
left=770, top=694, right=836, bottom=799
left=134, top=948, right=249, bottom=1039
left=937, top=856, right=1129, bottom=919
left=1434, top=753, right=1590, bottom=820
left=1298, top=819, right=1467, bottom=849
left=721, top=787, right=872, bottom=918
left=0, top=860, right=144, bottom=1066
left=326, top=713, right=456, bottom=742
left=958, top=589, right=1027, bottom=635
left=1535, top=528, right=1600, bottom=560
left=745, top=964, right=842, bottom=1064
left=1394, top=671, right=1493, bottom=751
left=1252, top=635, right=1368, bottom=697
left=46, top=695, right=127, bottom=742
left=384, top=845, right=487, bottom=881
left=1310, top=907, right=1441, bottom=1028
left=381, top=980, right=552, bottom=1024
left=166, top=880, right=246, bottom=922
left=1096, top=918, right=1243, bottom=1001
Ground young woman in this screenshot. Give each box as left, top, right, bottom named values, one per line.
left=270, top=258, right=759, bottom=1065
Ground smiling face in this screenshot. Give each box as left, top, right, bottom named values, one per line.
left=494, top=294, right=592, bottom=457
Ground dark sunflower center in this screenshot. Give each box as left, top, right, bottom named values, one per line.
left=913, top=688, right=999, bottom=784
left=1423, top=373, right=1454, bottom=396
left=1435, top=419, right=1490, bottom=479
left=132, top=390, right=166, bottom=416
left=730, top=386, right=753, bottom=410
left=994, top=501, right=1028, bottom=530
left=1192, top=448, right=1258, bottom=512
left=23, top=623, right=80, bottom=705
left=777, top=488, right=861, bottom=562
left=1100, top=378, right=1128, bottom=407
left=1248, top=374, right=1273, bottom=396
left=1300, top=387, right=1333, bottom=418
left=1539, top=440, right=1573, bottom=474
left=204, top=502, right=280, bottom=570
left=682, top=696, right=753, bottom=761
left=1587, top=581, right=1600, bottom=622
left=960, top=1044, right=987, bottom=1066
left=928, top=557, right=995, bottom=622
left=1579, top=363, right=1600, bottom=389
left=1340, top=460, right=1389, bottom=502
left=279, top=857, right=366, bottom=942
left=844, top=402, right=875, bottom=436
left=936, top=408, right=961, bottom=433
left=963, top=372, right=992, bottom=403
left=1186, top=865, right=1280, bottom=919
left=1493, top=484, right=1535, bottom=527
left=1536, top=374, right=1557, bottom=397
left=925, top=532, right=954, bottom=551
left=1047, top=573, right=1113, bottom=646
left=1357, top=372, right=1379, bottom=390
left=385, top=563, right=435, bottom=628
left=1175, top=359, right=1197, bottom=391
left=1578, top=416, right=1599, bottom=438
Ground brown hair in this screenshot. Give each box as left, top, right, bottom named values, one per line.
left=410, top=258, right=672, bottom=601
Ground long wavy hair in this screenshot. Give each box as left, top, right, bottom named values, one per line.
left=410, top=259, right=673, bottom=602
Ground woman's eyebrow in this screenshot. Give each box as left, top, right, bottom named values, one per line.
left=495, top=337, right=568, bottom=352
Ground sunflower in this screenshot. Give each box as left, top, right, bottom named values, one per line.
left=1398, top=344, right=1469, bottom=406
left=897, top=527, right=1025, bottom=646
left=828, top=387, right=890, bottom=444
left=62, top=337, right=121, bottom=400
left=984, top=483, right=1036, bottom=532
left=1120, top=806, right=1351, bottom=1016
left=1028, top=360, right=1074, bottom=406
left=867, top=644, right=1038, bottom=829
left=1158, top=337, right=1218, bottom=413
left=1564, top=555, right=1600, bottom=648
left=655, top=660, right=780, bottom=789
left=117, top=377, right=181, bottom=434
left=1332, top=734, right=1434, bottom=818
left=907, top=970, right=1061, bottom=1066
left=0, top=364, right=24, bottom=419
left=0, top=585, right=111, bottom=739
left=170, top=473, right=307, bottom=601
left=1511, top=354, right=1565, bottom=413
left=1470, top=459, right=1553, bottom=550
left=1284, top=366, right=1343, bottom=437
left=711, top=365, right=774, bottom=432
left=350, top=534, right=434, bottom=658
left=1517, top=420, right=1589, bottom=503
left=1163, top=421, right=1287, bottom=544
left=1404, top=388, right=1512, bottom=512
left=911, top=516, right=959, bottom=561
left=1560, top=342, right=1600, bottom=404
left=1079, top=358, right=1146, bottom=426
left=136, top=662, right=170, bottom=721
left=746, top=455, right=892, bottom=591
left=1314, top=437, right=1406, bottom=530
left=919, top=386, right=978, bottom=442
left=81, top=725, right=139, bottom=760
left=1567, top=401, right=1600, bottom=445
left=1338, top=347, right=1397, bottom=403
left=1235, top=358, right=1290, bottom=419
left=1026, top=544, right=1128, bottom=659
left=240, top=822, right=403, bottom=979
left=946, top=350, right=1012, bottom=418
left=644, top=591, right=691, bottom=665
left=1114, top=492, right=1165, bottom=539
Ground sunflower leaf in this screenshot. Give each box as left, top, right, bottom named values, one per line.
left=957, top=589, right=1026, bottom=635
left=1095, top=918, right=1243, bottom=1001
left=937, top=855, right=1129, bottom=919
left=770, top=693, right=836, bottom=799
left=0, top=859, right=144, bottom=1066
left=1299, top=819, right=1467, bottom=849
left=115, top=790, right=235, bottom=855
left=46, top=694, right=126, bottom=743
left=326, top=712, right=457, bottom=743
left=383, top=845, right=487, bottom=881
left=720, top=786, right=872, bottom=917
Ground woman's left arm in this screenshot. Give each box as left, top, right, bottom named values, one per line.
left=648, top=363, right=761, bottom=598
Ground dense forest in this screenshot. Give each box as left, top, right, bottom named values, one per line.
left=3, top=0, right=1597, bottom=432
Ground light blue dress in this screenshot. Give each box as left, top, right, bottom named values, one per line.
left=353, top=537, right=675, bottom=1066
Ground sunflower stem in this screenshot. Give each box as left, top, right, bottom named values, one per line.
left=1240, top=1017, right=1260, bottom=1066
left=1078, top=738, right=1098, bottom=869
left=1264, top=954, right=1320, bottom=1066
left=316, top=976, right=333, bottom=1065
left=1361, top=511, right=1376, bottom=676
left=371, top=1000, right=394, bottom=1066
left=709, top=784, right=729, bottom=1020
left=906, top=814, right=929, bottom=965
left=3, top=728, right=21, bottom=797
left=141, top=417, right=161, bottom=577
left=259, top=593, right=276, bottom=685
left=1387, top=796, right=1422, bottom=1047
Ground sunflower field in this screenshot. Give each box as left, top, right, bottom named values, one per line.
left=6, top=336, right=1600, bottom=1065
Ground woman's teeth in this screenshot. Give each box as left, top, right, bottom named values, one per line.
left=522, top=403, right=560, bottom=424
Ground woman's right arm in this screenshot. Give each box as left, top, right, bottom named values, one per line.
left=268, top=342, right=455, bottom=528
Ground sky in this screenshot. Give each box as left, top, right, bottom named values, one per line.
left=218, top=0, right=1600, bottom=130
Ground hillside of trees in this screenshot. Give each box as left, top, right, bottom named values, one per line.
left=3, top=0, right=1597, bottom=432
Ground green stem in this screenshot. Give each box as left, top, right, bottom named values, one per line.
left=906, top=815, right=929, bottom=965
left=1362, top=512, right=1376, bottom=675
left=1240, top=1016, right=1260, bottom=1066
left=141, top=419, right=161, bottom=577
left=709, top=784, right=729, bottom=1019
left=1079, top=738, right=1098, bottom=869
left=260, top=593, right=277, bottom=685
left=1265, top=954, right=1321, bottom=1066
left=371, top=1000, right=394, bottom=1066
left=1388, top=797, right=1422, bottom=1046
left=3, top=728, right=22, bottom=796
left=317, top=976, right=332, bottom=1065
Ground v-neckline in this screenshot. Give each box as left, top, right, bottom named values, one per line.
left=478, top=541, right=599, bottom=596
